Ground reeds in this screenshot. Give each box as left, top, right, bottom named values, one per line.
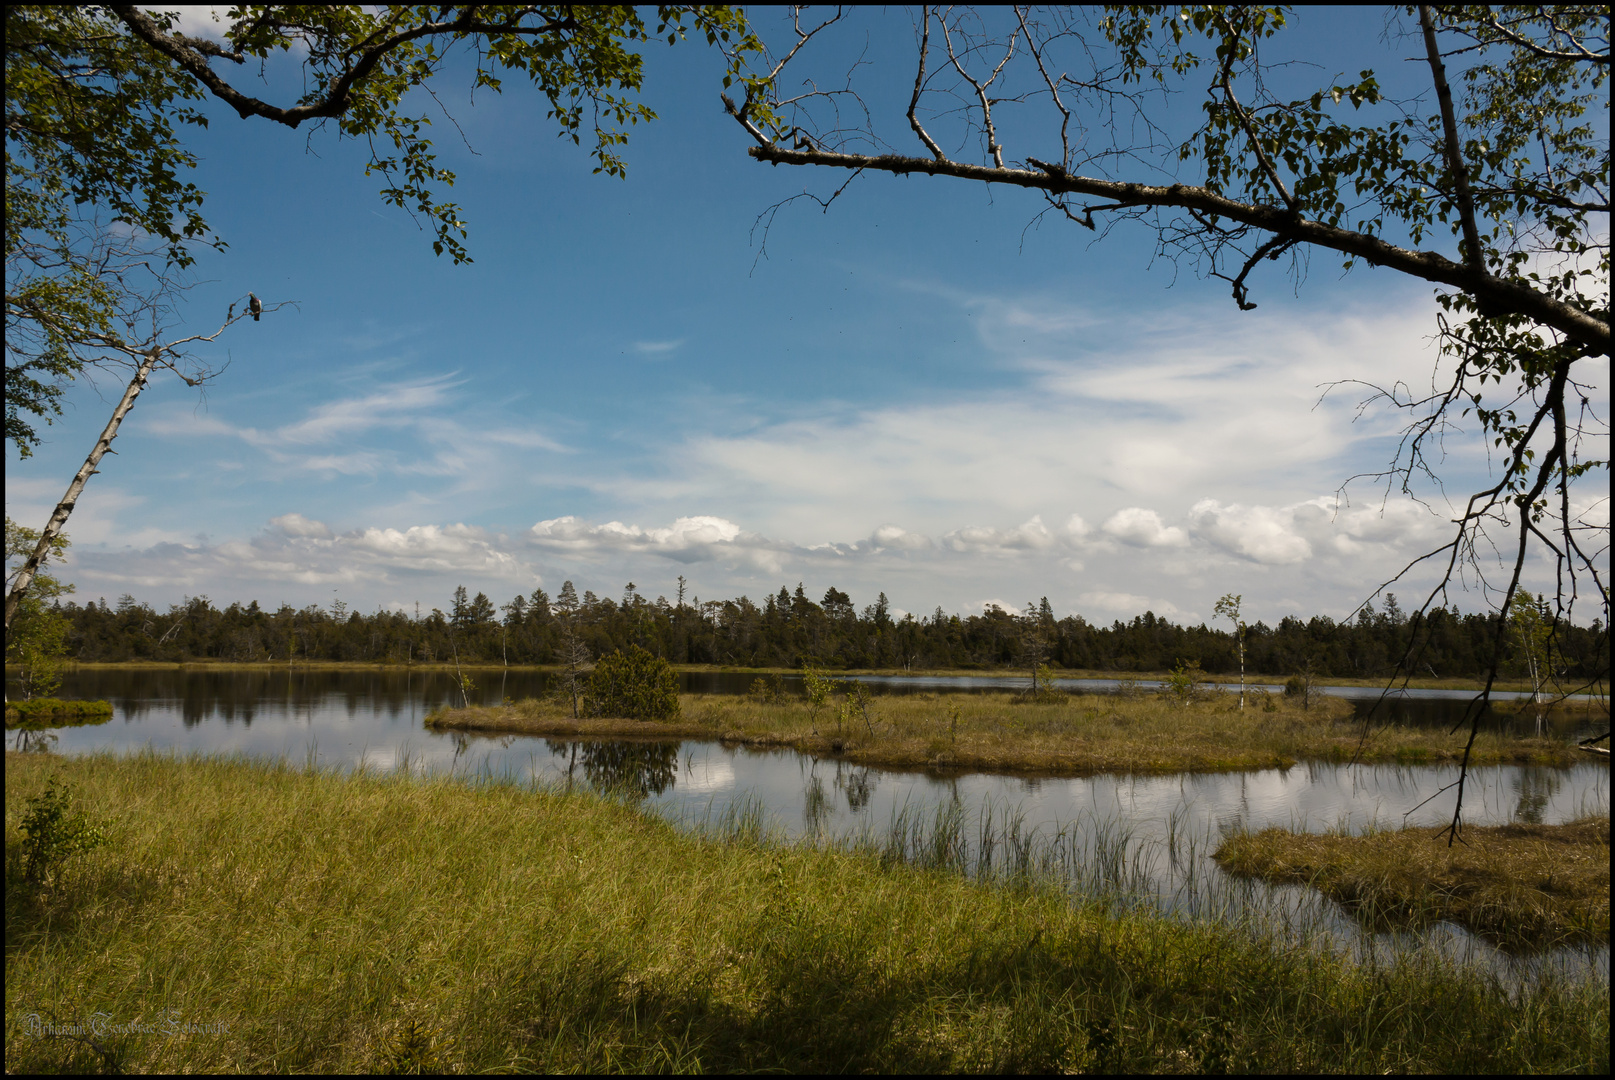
left=6, top=749, right=1605, bottom=1073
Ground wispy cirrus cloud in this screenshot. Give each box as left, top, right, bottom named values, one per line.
left=139, top=373, right=569, bottom=487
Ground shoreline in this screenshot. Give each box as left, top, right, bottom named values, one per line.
left=13, top=659, right=1597, bottom=696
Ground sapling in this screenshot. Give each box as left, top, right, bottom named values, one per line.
left=1214, top=594, right=1246, bottom=709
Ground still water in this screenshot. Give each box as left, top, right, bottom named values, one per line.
left=11, top=667, right=1610, bottom=977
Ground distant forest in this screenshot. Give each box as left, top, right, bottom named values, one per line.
left=43, top=580, right=1607, bottom=681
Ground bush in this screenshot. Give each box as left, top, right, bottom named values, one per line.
left=1163, top=659, right=1207, bottom=704
left=1284, top=676, right=1308, bottom=698
left=748, top=674, right=786, bottom=704
left=17, top=775, right=107, bottom=887
left=585, top=645, right=680, bottom=721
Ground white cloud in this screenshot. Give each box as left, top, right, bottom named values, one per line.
left=1101, top=508, right=1189, bottom=548
left=870, top=524, right=934, bottom=551
left=63, top=516, right=539, bottom=602
left=528, top=514, right=787, bottom=570
left=631, top=339, right=684, bottom=357
left=943, top=515, right=1056, bottom=553
left=270, top=513, right=333, bottom=539
left=1077, top=591, right=1151, bottom=615
left=1188, top=499, right=1311, bottom=564
left=151, top=6, right=231, bottom=42
left=140, top=374, right=569, bottom=486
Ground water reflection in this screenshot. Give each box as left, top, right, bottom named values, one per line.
left=544, top=739, right=680, bottom=799
left=15, top=667, right=1609, bottom=978
left=19, top=666, right=1605, bottom=744
left=1512, top=767, right=1564, bottom=824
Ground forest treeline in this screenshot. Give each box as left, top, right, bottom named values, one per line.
left=39, top=580, right=1608, bottom=682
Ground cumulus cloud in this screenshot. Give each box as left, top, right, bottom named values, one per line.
left=943, top=516, right=1056, bottom=553
left=61, top=516, right=537, bottom=601
left=1188, top=500, right=1311, bottom=564
left=270, top=512, right=333, bottom=539
left=870, top=524, right=934, bottom=551
left=529, top=514, right=788, bottom=570
left=1101, top=508, right=1189, bottom=548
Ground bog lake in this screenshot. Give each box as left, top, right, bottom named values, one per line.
left=10, top=666, right=1609, bottom=983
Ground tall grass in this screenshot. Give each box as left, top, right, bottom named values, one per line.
left=5, top=749, right=1606, bottom=1073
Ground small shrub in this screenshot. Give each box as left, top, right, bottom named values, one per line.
left=585, top=645, right=680, bottom=721
left=17, top=775, right=107, bottom=888
left=1284, top=676, right=1308, bottom=698
left=1163, top=659, right=1207, bottom=704
left=1112, top=676, right=1145, bottom=700
left=748, top=674, right=786, bottom=704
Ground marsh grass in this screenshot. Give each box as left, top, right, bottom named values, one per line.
left=5, top=750, right=1608, bottom=1073
left=5, top=699, right=113, bottom=728
left=1213, top=817, right=1611, bottom=951
left=426, top=690, right=1587, bottom=775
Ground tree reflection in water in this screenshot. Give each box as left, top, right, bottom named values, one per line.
left=834, top=760, right=877, bottom=811
left=1511, top=767, right=1564, bottom=825
left=547, top=740, right=679, bottom=799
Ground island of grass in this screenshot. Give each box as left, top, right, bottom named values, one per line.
left=5, top=750, right=1605, bottom=1073
left=1214, top=817, right=1611, bottom=951
left=424, top=691, right=1591, bottom=776
left=4, top=698, right=113, bottom=728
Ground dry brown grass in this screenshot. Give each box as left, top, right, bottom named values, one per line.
left=424, top=690, right=1585, bottom=776
left=1214, top=817, right=1611, bottom=950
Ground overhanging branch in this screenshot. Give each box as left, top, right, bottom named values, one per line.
left=744, top=142, right=1611, bottom=353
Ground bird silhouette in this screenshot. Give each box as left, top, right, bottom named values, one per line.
left=249, top=293, right=261, bottom=322
left=227, top=302, right=235, bottom=321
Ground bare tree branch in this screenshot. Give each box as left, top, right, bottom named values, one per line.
left=740, top=141, right=1609, bottom=352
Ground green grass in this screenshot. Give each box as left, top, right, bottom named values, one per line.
left=4, top=699, right=113, bottom=729
left=5, top=750, right=1607, bottom=1073
left=1214, top=817, right=1611, bottom=951
left=426, top=690, right=1591, bottom=775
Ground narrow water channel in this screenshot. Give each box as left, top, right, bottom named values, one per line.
left=11, top=668, right=1609, bottom=983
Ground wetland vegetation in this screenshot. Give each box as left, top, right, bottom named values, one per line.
left=426, top=689, right=1593, bottom=775
left=5, top=750, right=1608, bottom=1074
left=4, top=698, right=112, bottom=727
left=1214, top=817, right=1610, bottom=952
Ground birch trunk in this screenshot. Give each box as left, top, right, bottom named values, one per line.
left=5, top=347, right=159, bottom=633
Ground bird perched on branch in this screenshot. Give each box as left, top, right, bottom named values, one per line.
left=227, top=302, right=235, bottom=321
left=249, top=293, right=261, bottom=322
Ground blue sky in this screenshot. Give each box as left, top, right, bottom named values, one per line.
left=7, top=7, right=1603, bottom=625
